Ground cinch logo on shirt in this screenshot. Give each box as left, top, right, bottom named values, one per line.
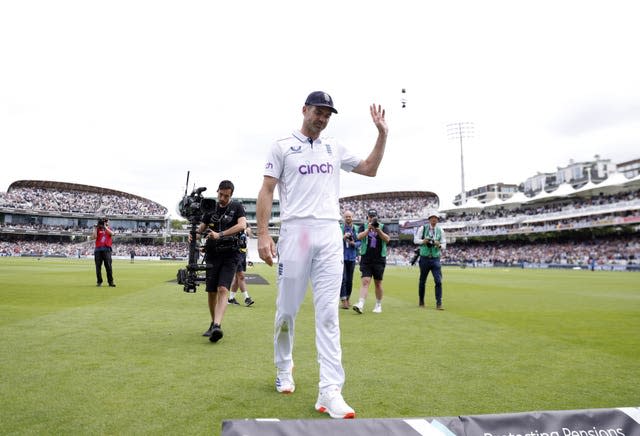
left=298, top=162, right=334, bottom=175
left=265, top=162, right=274, bottom=169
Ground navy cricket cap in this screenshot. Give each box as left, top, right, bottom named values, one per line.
left=305, top=91, right=338, bottom=114
left=367, top=209, right=377, bottom=217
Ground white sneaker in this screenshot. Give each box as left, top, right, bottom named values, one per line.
left=275, top=367, right=295, bottom=394
left=372, top=304, right=382, bottom=313
left=352, top=302, right=364, bottom=314
left=315, top=388, right=355, bottom=419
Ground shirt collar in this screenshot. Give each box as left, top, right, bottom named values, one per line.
left=293, top=130, right=322, bottom=146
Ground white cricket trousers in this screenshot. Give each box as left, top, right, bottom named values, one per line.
left=274, top=219, right=345, bottom=391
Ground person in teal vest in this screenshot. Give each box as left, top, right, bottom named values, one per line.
left=353, top=209, right=390, bottom=314
left=413, top=211, right=447, bottom=309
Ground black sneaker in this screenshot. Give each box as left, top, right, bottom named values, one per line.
left=244, top=297, right=255, bottom=307
left=228, top=298, right=240, bottom=305
left=202, top=322, right=215, bottom=337
left=108, top=283, right=116, bottom=287
left=209, top=324, right=223, bottom=343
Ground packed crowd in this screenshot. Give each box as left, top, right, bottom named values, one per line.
left=339, top=197, right=438, bottom=220
left=334, top=190, right=640, bottom=248
left=0, top=187, right=167, bottom=216
left=3, top=235, right=637, bottom=267
left=2, top=186, right=636, bottom=232
left=0, top=222, right=165, bottom=234
left=442, top=235, right=639, bottom=266
left=382, top=235, right=639, bottom=267
left=1, top=185, right=638, bottom=267
left=445, top=189, right=639, bottom=222
left=0, top=241, right=187, bottom=258
left=446, top=212, right=640, bottom=238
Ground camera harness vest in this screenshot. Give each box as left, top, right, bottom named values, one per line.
left=419, top=225, right=442, bottom=258
left=340, top=223, right=359, bottom=246
left=359, top=222, right=387, bottom=257
left=95, top=227, right=112, bottom=251
left=205, top=202, right=243, bottom=253
left=211, top=203, right=229, bottom=232
left=340, top=222, right=359, bottom=261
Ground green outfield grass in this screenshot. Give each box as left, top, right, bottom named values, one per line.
left=0, top=257, right=638, bottom=435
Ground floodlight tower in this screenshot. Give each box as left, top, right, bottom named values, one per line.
left=447, top=122, right=474, bottom=204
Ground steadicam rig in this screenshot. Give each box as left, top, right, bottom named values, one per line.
left=176, top=171, right=217, bottom=293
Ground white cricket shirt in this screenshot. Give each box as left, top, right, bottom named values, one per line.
left=263, top=130, right=362, bottom=222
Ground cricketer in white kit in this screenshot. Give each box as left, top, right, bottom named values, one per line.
left=256, top=91, right=388, bottom=419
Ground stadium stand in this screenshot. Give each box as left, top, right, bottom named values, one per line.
left=0, top=181, right=169, bottom=245
left=339, top=191, right=439, bottom=221
left=1, top=180, right=167, bottom=216
left=1, top=172, right=638, bottom=270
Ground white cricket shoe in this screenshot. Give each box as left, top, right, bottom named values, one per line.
left=372, top=303, right=382, bottom=313
left=315, top=387, right=355, bottom=419
left=352, top=302, right=364, bottom=314
left=275, top=367, right=295, bottom=394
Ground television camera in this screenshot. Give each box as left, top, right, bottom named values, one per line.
left=176, top=171, right=217, bottom=293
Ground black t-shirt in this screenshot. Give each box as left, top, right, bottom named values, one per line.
left=361, top=227, right=384, bottom=263
left=201, top=201, right=246, bottom=253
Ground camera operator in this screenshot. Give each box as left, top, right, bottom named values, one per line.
left=196, top=180, right=247, bottom=343
left=413, top=211, right=447, bottom=309
left=92, top=217, right=115, bottom=287
left=352, top=209, right=390, bottom=314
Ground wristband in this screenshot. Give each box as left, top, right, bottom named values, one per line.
left=220, top=231, right=224, bottom=237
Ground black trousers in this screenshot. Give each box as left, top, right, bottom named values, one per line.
left=418, top=256, right=442, bottom=305
left=340, top=259, right=356, bottom=301
left=95, top=249, right=114, bottom=285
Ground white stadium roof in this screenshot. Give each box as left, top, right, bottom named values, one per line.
left=441, top=172, right=637, bottom=215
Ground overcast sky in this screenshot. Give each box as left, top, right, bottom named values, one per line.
left=1, top=1, right=639, bottom=217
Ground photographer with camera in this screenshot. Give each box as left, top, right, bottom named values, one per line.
left=92, top=217, right=115, bottom=287
left=340, top=211, right=359, bottom=309
left=413, top=211, right=447, bottom=309
left=196, top=180, right=247, bottom=343
left=352, top=209, right=390, bottom=314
